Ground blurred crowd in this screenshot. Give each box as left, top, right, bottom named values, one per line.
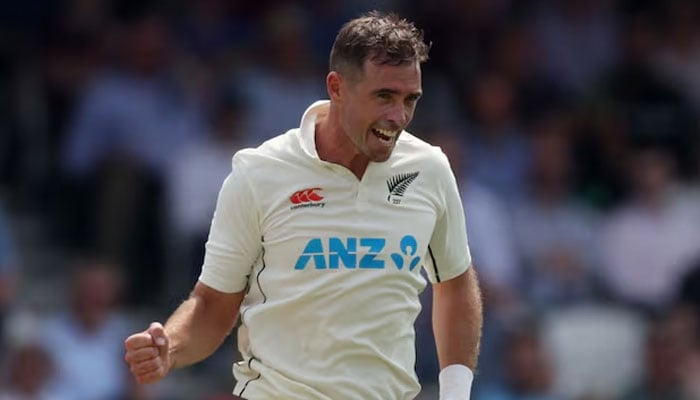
left=1, top=0, right=700, bottom=399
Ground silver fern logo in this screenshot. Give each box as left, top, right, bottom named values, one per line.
left=387, top=171, right=419, bottom=204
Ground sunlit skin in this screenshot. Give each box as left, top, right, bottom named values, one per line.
left=316, top=59, right=422, bottom=179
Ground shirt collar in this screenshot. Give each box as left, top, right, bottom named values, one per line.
left=299, top=100, right=330, bottom=159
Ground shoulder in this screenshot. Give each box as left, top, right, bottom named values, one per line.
left=392, top=132, right=454, bottom=184
left=232, top=129, right=303, bottom=170
left=394, top=131, right=450, bottom=166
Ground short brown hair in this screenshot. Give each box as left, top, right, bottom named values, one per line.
left=329, top=11, right=430, bottom=78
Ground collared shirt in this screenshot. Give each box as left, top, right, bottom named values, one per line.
left=200, top=100, right=471, bottom=400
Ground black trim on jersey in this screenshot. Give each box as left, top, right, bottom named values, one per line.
left=240, top=240, right=267, bottom=322
left=238, top=238, right=268, bottom=397
left=428, top=245, right=440, bottom=282
left=257, top=237, right=268, bottom=303
left=238, top=356, right=262, bottom=397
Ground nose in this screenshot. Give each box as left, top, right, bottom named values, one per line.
left=386, top=104, right=410, bottom=127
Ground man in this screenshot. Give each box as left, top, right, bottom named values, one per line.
left=124, top=11, right=482, bottom=400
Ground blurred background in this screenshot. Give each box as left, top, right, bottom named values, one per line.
left=0, top=0, right=699, bottom=399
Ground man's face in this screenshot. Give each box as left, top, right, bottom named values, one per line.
left=335, top=60, right=422, bottom=162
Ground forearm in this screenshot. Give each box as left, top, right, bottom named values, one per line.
left=432, top=267, right=483, bottom=370
left=165, top=283, right=243, bottom=370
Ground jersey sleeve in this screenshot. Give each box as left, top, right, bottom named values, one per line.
left=199, top=154, right=262, bottom=293
left=422, top=151, right=472, bottom=283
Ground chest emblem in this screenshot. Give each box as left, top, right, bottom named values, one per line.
left=386, top=171, right=419, bottom=204
left=290, top=187, right=325, bottom=210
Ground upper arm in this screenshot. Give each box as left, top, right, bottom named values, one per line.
left=432, top=266, right=478, bottom=296
left=423, top=152, right=472, bottom=283
left=199, top=155, right=263, bottom=293
left=191, top=281, right=246, bottom=333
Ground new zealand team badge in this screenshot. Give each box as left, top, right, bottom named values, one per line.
left=386, top=171, right=419, bottom=204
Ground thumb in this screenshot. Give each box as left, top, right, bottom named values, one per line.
left=147, top=322, right=168, bottom=348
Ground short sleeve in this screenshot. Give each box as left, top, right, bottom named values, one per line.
left=422, top=152, right=471, bottom=283
left=199, top=156, right=262, bottom=293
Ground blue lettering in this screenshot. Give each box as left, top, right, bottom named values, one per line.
left=391, top=253, right=404, bottom=270
left=329, top=237, right=357, bottom=269
left=390, top=235, right=421, bottom=271
left=294, top=238, right=327, bottom=270
left=359, top=238, right=385, bottom=269
left=295, top=236, right=421, bottom=271
left=400, top=235, right=418, bottom=256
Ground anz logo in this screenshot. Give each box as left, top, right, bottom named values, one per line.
left=294, top=235, right=421, bottom=271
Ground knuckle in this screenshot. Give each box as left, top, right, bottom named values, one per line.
left=133, top=351, right=148, bottom=363
left=138, top=370, right=163, bottom=384
left=139, top=360, right=161, bottom=375
left=130, top=347, right=158, bottom=363
left=132, top=362, right=146, bottom=374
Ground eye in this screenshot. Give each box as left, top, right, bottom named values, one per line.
left=377, top=92, right=392, bottom=101
left=404, top=96, right=419, bottom=107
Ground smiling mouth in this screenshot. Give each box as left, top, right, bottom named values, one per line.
left=371, top=128, right=398, bottom=146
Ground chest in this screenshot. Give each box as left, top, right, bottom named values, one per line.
left=255, top=163, right=440, bottom=272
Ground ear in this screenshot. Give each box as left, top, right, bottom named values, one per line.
left=327, top=71, right=342, bottom=101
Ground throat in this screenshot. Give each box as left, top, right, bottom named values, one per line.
left=315, top=117, right=369, bottom=179
left=347, top=156, right=369, bottom=179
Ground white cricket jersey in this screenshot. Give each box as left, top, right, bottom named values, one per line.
left=199, top=100, right=472, bottom=400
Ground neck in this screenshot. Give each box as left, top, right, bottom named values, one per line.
left=315, top=105, right=369, bottom=179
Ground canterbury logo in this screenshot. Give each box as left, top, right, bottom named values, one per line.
left=387, top=172, right=419, bottom=204
left=290, top=188, right=324, bottom=204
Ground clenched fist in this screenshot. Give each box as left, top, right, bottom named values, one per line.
left=124, top=322, right=172, bottom=384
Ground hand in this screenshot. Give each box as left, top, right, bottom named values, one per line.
left=124, top=322, right=172, bottom=384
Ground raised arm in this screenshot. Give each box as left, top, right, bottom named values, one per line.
left=124, top=282, right=245, bottom=384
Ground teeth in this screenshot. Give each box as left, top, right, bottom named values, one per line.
left=376, top=135, right=392, bottom=145
left=374, top=128, right=398, bottom=138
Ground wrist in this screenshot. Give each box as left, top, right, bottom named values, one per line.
left=439, top=364, right=474, bottom=400
left=167, top=343, right=179, bottom=371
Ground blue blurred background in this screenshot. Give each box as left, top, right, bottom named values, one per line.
left=1, top=0, right=699, bottom=399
